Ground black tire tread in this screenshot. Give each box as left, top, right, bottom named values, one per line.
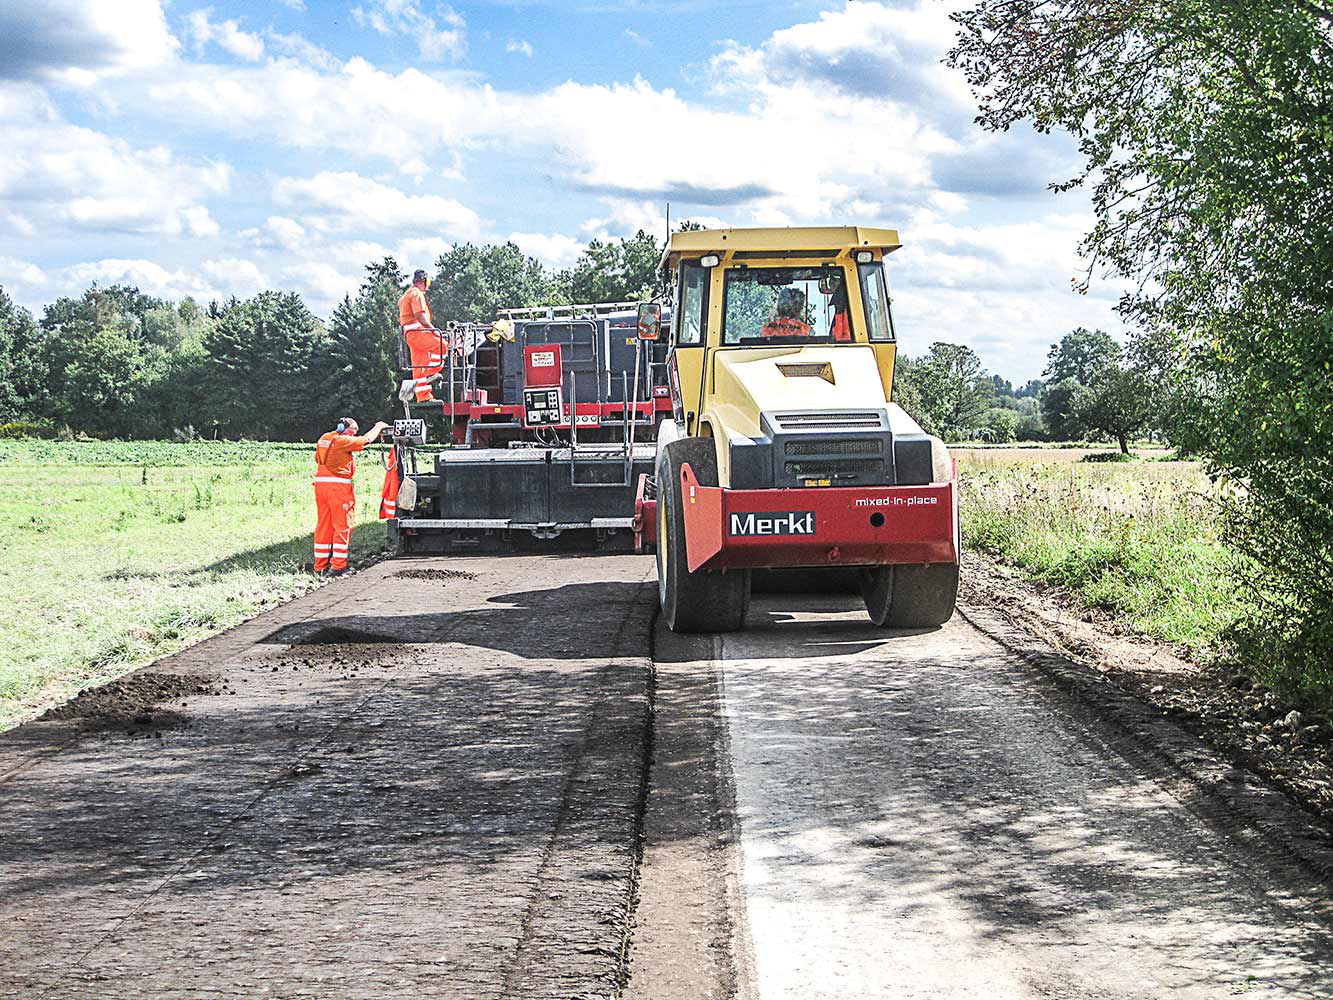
left=657, top=438, right=748, bottom=633
left=862, top=563, right=959, bottom=628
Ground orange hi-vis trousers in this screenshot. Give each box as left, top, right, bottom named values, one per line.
left=313, top=477, right=355, bottom=571
left=403, top=324, right=449, bottom=402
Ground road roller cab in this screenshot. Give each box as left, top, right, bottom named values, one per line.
left=632, top=226, right=960, bottom=632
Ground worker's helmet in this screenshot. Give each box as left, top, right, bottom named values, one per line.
left=413, top=269, right=431, bottom=289
left=776, top=286, right=806, bottom=319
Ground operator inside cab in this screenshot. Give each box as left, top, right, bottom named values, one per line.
left=761, top=287, right=812, bottom=338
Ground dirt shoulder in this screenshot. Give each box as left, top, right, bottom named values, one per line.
left=961, top=552, right=1333, bottom=828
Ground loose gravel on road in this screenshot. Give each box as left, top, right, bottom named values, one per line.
left=0, top=555, right=655, bottom=1000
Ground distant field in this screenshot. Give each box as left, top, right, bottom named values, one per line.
left=1, top=439, right=1242, bottom=730
left=0, top=440, right=391, bottom=730
left=957, top=448, right=1245, bottom=650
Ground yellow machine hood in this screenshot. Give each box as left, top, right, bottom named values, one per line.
left=707, top=346, right=890, bottom=438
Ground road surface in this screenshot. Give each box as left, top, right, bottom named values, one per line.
left=637, top=592, right=1333, bottom=999
left=0, top=555, right=655, bottom=999
left=5, top=554, right=1333, bottom=998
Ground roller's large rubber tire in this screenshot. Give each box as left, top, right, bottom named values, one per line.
left=656, top=439, right=749, bottom=633
left=862, top=563, right=959, bottom=628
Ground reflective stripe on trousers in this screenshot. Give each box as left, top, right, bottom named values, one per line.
left=313, top=480, right=355, bottom=570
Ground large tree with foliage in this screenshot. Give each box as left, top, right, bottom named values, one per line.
left=36, top=285, right=165, bottom=426
left=907, top=342, right=995, bottom=440
left=951, top=2, right=1333, bottom=698
left=558, top=230, right=664, bottom=303
left=1041, top=328, right=1122, bottom=440
left=428, top=242, right=555, bottom=322
left=202, top=291, right=327, bottom=440
left=1071, top=360, right=1153, bottom=454
left=0, top=288, right=46, bottom=424
left=891, top=355, right=937, bottom=435
left=321, top=258, right=405, bottom=428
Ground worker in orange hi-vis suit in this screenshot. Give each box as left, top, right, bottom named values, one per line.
left=398, top=269, right=447, bottom=402
left=313, top=416, right=388, bottom=576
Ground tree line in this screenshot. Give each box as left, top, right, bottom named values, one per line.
left=894, top=327, right=1164, bottom=452
left=0, top=232, right=666, bottom=441
left=2, top=228, right=1154, bottom=448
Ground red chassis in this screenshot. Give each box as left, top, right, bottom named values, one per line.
left=418, top=397, right=672, bottom=442
left=634, top=462, right=959, bottom=572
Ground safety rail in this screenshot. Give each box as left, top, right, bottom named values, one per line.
left=498, top=301, right=640, bottom=321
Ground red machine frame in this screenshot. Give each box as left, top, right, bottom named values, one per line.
left=634, top=462, right=959, bottom=570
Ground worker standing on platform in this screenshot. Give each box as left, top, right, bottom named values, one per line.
left=399, top=269, right=446, bottom=402
left=313, top=416, right=388, bottom=576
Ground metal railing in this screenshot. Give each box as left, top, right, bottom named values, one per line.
left=498, top=301, right=640, bottom=321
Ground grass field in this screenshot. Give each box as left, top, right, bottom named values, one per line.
left=956, top=448, right=1246, bottom=650
left=0, top=440, right=391, bottom=730
left=1, top=439, right=1245, bottom=731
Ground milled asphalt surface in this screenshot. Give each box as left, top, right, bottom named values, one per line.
left=0, top=555, right=655, bottom=999
left=716, top=595, right=1333, bottom=999
left=8, top=555, right=1333, bottom=999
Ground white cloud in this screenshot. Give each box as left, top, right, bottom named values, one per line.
left=622, top=29, right=650, bottom=48
left=508, top=232, right=585, bottom=270
left=186, top=9, right=265, bottom=62
left=715, top=2, right=970, bottom=114
left=0, top=0, right=177, bottom=83
left=200, top=257, right=269, bottom=297
left=351, top=0, right=465, bottom=60
left=886, top=211, right=1128, bottom=377
left=272, top=171, right=481, bottom=239
left=61, top=259, right=218, bottom=301
left=138, top=43, right=949, bottom=220
left=506, top=39, right=534, bottom=58
left=239, top=216, right=307, bottom=251
left=0, top=256, right=48, bottom=291
left=399, top=157, right=430, bottom=183
left=266, top=30, right=339, bottom=69
left=276, top=0, right=307, bottom=10
left=0, top=84, right=229, bottom=240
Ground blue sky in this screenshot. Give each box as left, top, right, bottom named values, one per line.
left=0, top=0, right=1125, bottom=380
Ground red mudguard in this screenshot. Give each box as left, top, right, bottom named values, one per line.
left=632, top=473, right=658, bottom=554
left=678, top=463, right=958, bottom=573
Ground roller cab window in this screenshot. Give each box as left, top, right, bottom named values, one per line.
left=858, top=261, right=895, bottom=342
left=675, top=262, right=708, bottom=347
left=721, top=266, right=854, bottom=345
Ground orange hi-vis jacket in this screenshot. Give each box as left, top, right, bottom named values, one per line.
left=762, top=317, right=813, bottom=338
left=399, top=286, right=431, bottom=333
left=314, top=431, right=365, bottom=483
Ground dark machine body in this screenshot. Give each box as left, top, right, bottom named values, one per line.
left=388, top=305, right=670, bottom=553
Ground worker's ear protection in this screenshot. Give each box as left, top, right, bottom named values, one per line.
left=336, top=421, right=347, bottom=433
left=423, top=276, right=432, bottom=289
